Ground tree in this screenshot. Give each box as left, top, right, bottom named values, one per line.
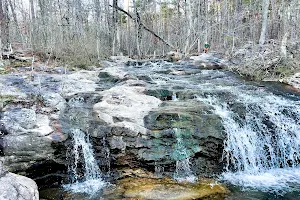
left=0, top=0, right=9, bottom=55
left=259, top=0, right=270, bottom=45
left=0, top=0, right=4, bottom=56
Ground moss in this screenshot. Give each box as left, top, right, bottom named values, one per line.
left=73, top=63, right=89, bottom=70
left=0, top=95, right=16, bottom=102
left=0, top=70, right=9, bottom=75
left=274, top=65, right=297, bottom=78
left=9, top=61, right=32, bottom=68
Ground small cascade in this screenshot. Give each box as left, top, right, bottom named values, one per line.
left=173, top=128, right=197, bottom=182
left=64, top=129, right=106, bottom=194
left=197, top=88, right=300, bottom=192
left=172, top=92, right=178, bottom=101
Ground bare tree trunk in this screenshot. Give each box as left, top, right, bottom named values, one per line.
left=0, top=0, right=4, bottom=56
left=1, top=0, right=9, bottom=53
left=112, top=0, right=119, bottom=55
left=94, top=0, right=101, bottom=60
left=8, top=0, right=20, bottom=39
left=29, top=0, right=35, bottom=49
left=280, top=32, right=288, bottom=58
left=132, top=0, right=141, bottom=56
left=259, top=0, right=270, bottom=45
left=184, top=0, right=193, bottom=55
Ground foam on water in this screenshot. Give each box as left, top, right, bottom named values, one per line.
left=222, top=168, right=300, bottom=193
left=64, top=129, right=106, bottom=195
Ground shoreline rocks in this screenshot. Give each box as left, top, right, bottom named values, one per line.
left=0, top=158, right=39, bottom=200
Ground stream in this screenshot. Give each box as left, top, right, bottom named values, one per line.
left=1, top=58, right=300, bottom=200
left=122, top=60, right=300, bottom=199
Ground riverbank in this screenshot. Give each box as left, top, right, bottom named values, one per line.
left=225, top=41, right=300, bottom=90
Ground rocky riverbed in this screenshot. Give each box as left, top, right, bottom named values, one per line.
left=0, top=54, right=300, bottom=199
left=0, top=55, right=230, bottom=199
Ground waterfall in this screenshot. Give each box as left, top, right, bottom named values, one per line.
left=172, top=92, right=178, bottom=101
left=173, top=128, right=197, bottom=182
left=197, top=87, right=300, bottom=192
left=64, top=129, right=106, bottom=194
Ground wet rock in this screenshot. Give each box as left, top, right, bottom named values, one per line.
left=116, top=168, right=157, bottom=179
left=141, top=101, right=225, bottom=175
left=109, top=136, right=126, bottom=150
left=0, top=158, right=6, bottom=176
left=145, top=89, right=174, bottom=101
left=104, top=177, right=229, bottom=200
left=167, top=51, right=183, bottom=62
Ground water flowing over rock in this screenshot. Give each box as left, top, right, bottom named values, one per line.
left=173, top=129, right=197, bottom=182
left=64, top=129, right=106, bottom=195
left=196, top=79, right=300, bottom=192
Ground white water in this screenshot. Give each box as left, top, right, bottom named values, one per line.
left=197, top=85, right=300, bottom=193
left=173, top=129, right=197, bottom=182
left=64, top=129, right=106, bottom=194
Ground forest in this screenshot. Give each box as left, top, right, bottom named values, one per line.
left=0, top=0, right=299, bottom=79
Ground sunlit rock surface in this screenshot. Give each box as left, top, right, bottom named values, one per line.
left=103, top=177, right=229, bottom=200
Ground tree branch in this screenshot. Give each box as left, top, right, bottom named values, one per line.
left=110, top=4, right=175, bottom=49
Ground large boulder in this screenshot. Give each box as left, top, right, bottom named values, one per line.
left=140, top=101, right=225, bottom=175
left=0, top=108, right=60, bottom=171
left=0, top=173, right=39, bottom=200
left=0, top=158, right=39, bottom=200
left=190, top=53, right=228, bottom=69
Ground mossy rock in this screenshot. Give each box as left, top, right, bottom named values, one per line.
left=0, top=69, right=9, bottom=75
left=0, top=95, right=17, bottom=109
left=9, top=61, right=32, bottom=68
left=145, top=89, right=174, bottom=101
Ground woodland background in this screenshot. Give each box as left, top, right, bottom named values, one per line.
left=0, top=0, right=299, bottom=78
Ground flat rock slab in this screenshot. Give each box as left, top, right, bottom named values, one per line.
left=104, top=177, right=229, bottom=200
left=94, top=79, right=161, bottom=135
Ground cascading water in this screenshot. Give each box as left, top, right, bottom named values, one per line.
left=64, top=129, right=106, bottom=194
left=197, top=86, right=300, bottom=193
left=173, top=128, right=197, bottom=182
left=124, top=59, right=300, bottom=194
